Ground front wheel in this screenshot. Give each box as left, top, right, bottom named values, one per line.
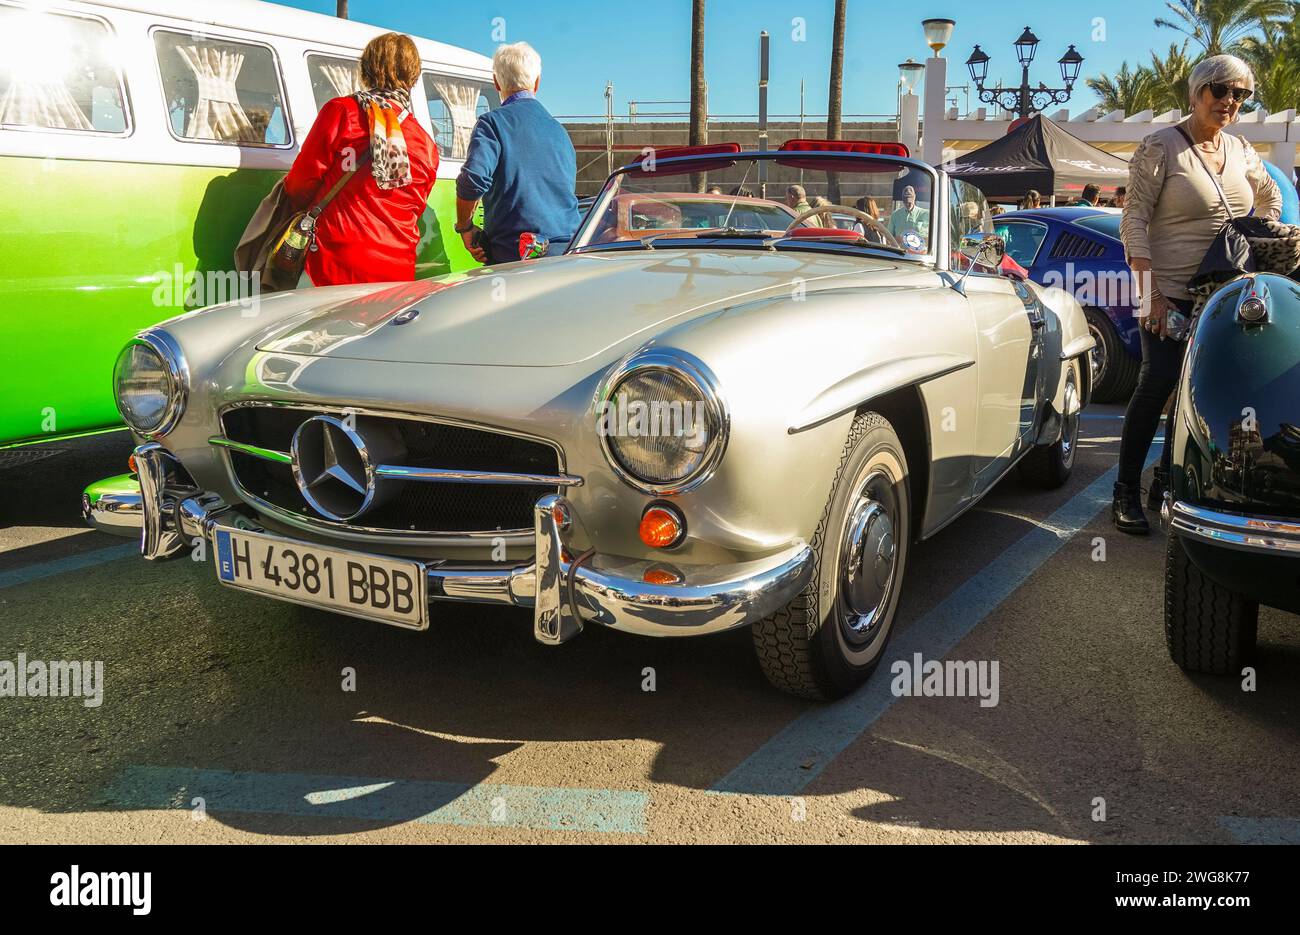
left=1164, top=533, right=1258, bottom=675
left=1018, top=361, right=1080, bottom=489
left=752, top=411, right=910, bottom=700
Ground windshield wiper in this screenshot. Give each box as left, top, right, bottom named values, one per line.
left=765, top=234, right=909, bottom=255
left=638, top=229, right=911, bottom=255
left=641, top=227, right=770, bottom=249
left=704, top=227, right=775, bottom=239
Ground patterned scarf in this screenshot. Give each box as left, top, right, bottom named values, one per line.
left=354, top=88, right=413, bottom=190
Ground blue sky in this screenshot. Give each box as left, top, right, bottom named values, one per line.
left=277, top=0, right=1181, bottom=118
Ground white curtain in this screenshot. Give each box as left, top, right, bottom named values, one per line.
left=177, top=45, right=258, bottom=143
left=429, top=77, right=481, bottom=158
left=0, top=78, right=92, bottom=130
left=321, top=62, right=361, bottom=98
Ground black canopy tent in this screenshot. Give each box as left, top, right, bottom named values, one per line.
left=938, top=114, right=1130, bottom=202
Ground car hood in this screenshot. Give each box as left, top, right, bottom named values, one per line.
left=255, top=249, right=901, bottom=367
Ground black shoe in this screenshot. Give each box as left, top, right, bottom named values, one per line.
left=1112, top=482, right=1150, bottom=535
left=1147, top=467, right=1167, bottom=511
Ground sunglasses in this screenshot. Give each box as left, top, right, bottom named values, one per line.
left=1207, top=82, right=1253, bottom=104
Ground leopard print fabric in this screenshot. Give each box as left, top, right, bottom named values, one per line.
left=1248, top=220, right=1300, bottom=273
left=1188, top=218, right=1300, bottom=316
left=354, top=88, right=413, bottom=190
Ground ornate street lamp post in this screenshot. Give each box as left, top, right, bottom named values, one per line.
left=964, top=26, right=1083, bottom=120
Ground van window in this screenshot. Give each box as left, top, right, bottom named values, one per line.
left=154, top=30, right=289, bottom=146
left=0, top=5, right=128, bottom=133
left=422, top=72, right=498, bottom=159
left=307, top=53, right=361, bottom=110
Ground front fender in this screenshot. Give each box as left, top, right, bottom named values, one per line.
left=1172, top=273, right=1300, bottom=517
left=786, top=352, right=973, bottom=434
left=646, top=281, right=976, bottom=550
left=1034, top=281, right=1094, bottom=415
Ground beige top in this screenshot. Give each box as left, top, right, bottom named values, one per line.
left=1120, top=121, right=1281, bottom=300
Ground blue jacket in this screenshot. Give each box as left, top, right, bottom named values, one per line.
left=455, top=93, right=580, bottom=262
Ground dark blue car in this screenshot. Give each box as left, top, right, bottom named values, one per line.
left=994, top=207, right=1140, bottom=402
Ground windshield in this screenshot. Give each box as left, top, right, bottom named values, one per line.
left=572, top=152, right=935, bottom=257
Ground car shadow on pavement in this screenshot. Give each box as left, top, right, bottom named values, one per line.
left=0, top=431, right=133, bottom=537
left=1, top=556, right=804, bottom=835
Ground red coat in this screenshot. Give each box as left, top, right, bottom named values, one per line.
left=284, top=96, right=438, bottom=286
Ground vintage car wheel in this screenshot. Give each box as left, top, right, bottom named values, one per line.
left=752, top=411, right=910, bottom=700
left=1017, top=361, right=1080, bottom=489
left=1164, top=533, right=1259, bottom=675
left=1085, top=307, right=1139, bottom=403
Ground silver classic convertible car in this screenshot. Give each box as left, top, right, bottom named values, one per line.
left=84, top=141, right=1093, bottom=699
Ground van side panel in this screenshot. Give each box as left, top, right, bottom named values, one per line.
left=0, top=156, right=268, bottom=443
left=0, top=0, right=492, bottom=447
left=0, top=149, right=470, bottom=445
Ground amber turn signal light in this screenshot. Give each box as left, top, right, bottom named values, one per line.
left=639, top=504, right=685, bottom=549
left=127, top=453, right=137, bottom=474
left=643, top=566, right=683, bottom=585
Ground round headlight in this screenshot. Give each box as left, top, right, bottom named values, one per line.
left=113, top=332, right=187, bottom=437
left=598, top=350, right=728, bottom=494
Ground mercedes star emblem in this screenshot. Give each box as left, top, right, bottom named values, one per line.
left=290, top=414, right=377, bottom=521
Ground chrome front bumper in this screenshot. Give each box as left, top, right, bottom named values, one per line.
left=83, top=443, right=814, bottom=642
left=1165, top=498, right=1300, bottom=556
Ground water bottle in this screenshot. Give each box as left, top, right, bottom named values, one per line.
left=270, top=217, right=311, bottom=272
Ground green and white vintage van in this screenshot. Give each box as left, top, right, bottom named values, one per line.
left=0, top=0, right=495, bottom=450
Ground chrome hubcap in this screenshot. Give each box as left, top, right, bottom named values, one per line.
left=1061, top=375, right=1079, bottom=463
left=837, top=470, right=898, bottom=646
left=1086, top=322, right=1107, bottom=384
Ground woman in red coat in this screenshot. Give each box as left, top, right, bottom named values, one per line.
left=285, top=32, right=438, bottom=285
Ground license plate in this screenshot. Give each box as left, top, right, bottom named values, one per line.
left=214, top=527, right=428, bottom=630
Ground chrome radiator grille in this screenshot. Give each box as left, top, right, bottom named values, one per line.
left=215, top=405, right=573, bottom=536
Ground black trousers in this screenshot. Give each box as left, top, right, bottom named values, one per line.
left=1116, top=300, right=1192, bottom=488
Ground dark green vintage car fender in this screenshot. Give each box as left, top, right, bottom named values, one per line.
left=1169, top=272, right=1300, bottom=613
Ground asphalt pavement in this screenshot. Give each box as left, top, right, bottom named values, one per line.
left=1, top=406, right=1297, bottom=843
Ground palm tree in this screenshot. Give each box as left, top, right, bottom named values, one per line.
left=688, top=0, right=707, bottom=191
left=1148, top=42, right=1197, bottom=112
left=1239, top=10, right=1300, bottom=111
left=1086, top=62, right=1159, bottom=114
left=1154, top=0, right=1289, bottom=55
left=336, top=0, right=348, bottom=18
left=689, top=0, right=707, bottom=146
left=1247, top=55, right=1300, bottom=112
left=826, top=0, right=846, bottom=202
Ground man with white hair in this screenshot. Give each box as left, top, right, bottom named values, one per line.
left=454, top=41, right=579, bottom=264
left=784, top=185, right=810, bottom=213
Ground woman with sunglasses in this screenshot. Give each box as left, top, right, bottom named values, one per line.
left=1114, top=54, right=1282, bottom=534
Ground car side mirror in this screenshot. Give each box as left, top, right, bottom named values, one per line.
left=950, top=232, right=1008, bottom=295
left=959, top=231, right=1006, bottom=268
